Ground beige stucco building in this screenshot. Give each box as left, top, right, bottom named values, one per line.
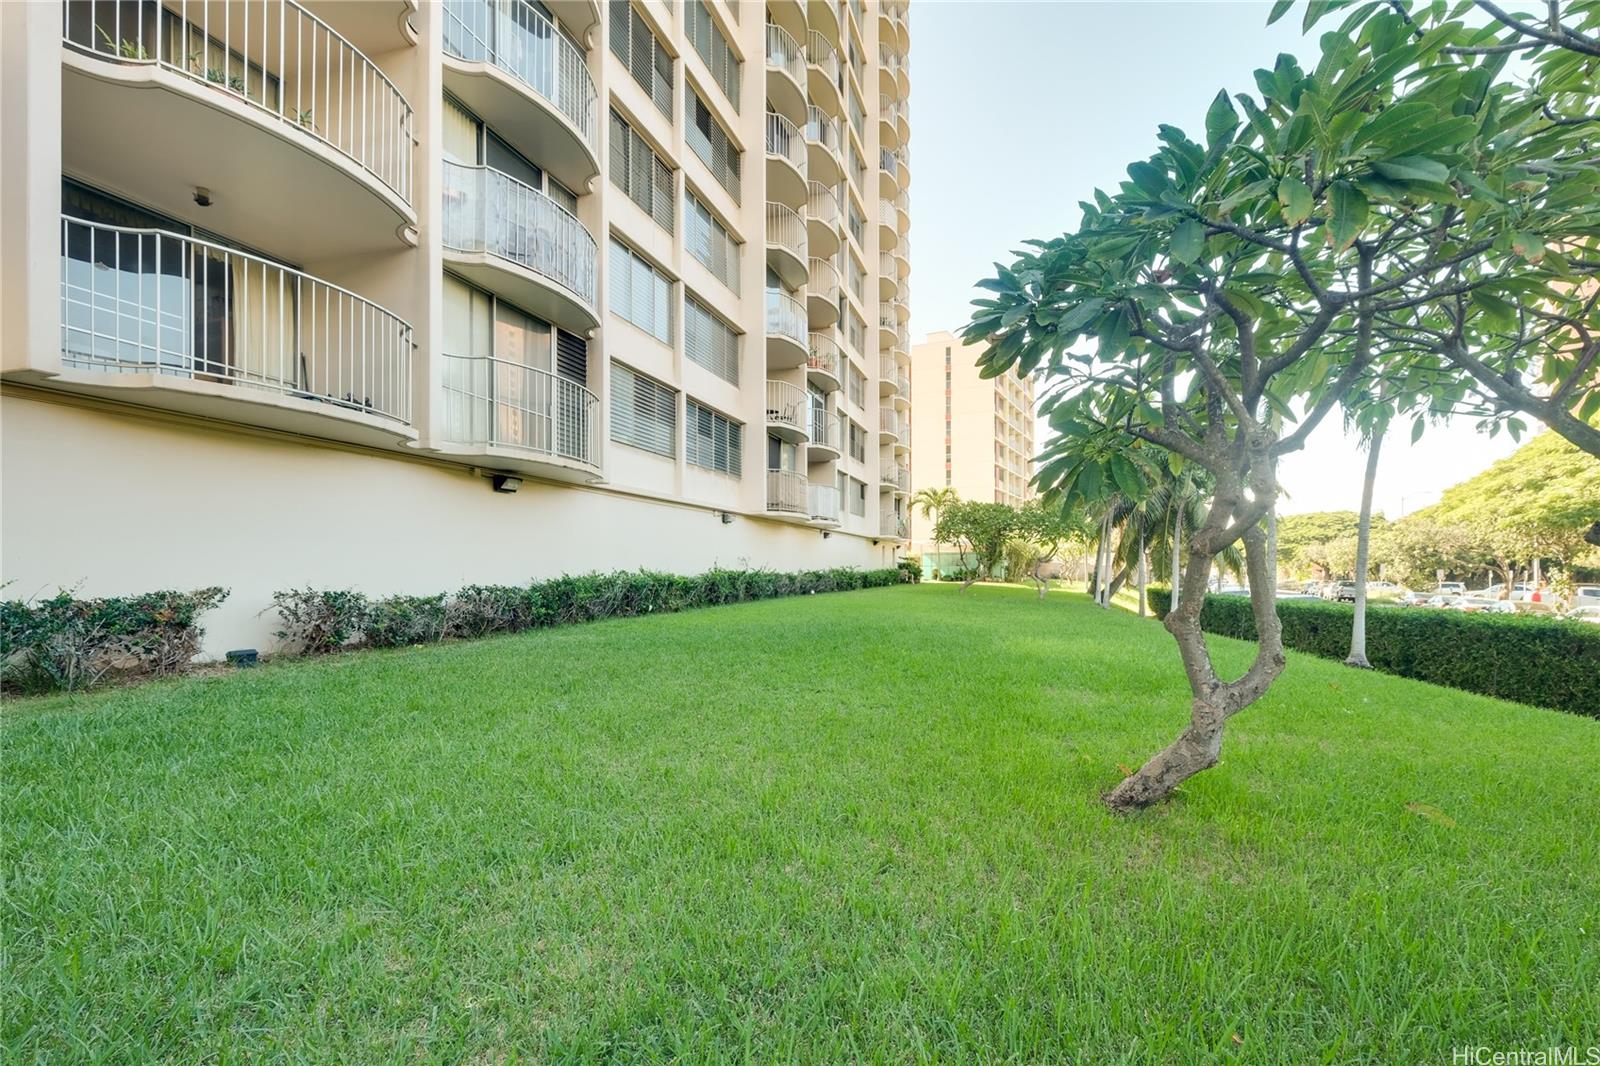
left=0, top=0, right=914, bottom=652
left=907, top=328, right=1034, bottom=551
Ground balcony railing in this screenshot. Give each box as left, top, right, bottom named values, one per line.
left=766, top=202, right=807, bottom=262
left=805, top=31, right=843, bottom=94
left=880, top=462, right=910, bottom=492
left=879, top=92, right=900, bottom=126
left=765, top=111, right=807, bottom=174
left=880, top=510, right=909, bottom=539
left=809, top=257, right=841, bottom=303
left=879, top=147, right=901, bottom=181
left=441, top=355, right=599, bottom=466
left=63, top=0, right=413, bottom=204
left=765, top=380, right=809, bottom=437
left=808, top=482, right=840, bottom=523
left=877, top=41, right=900, bottom=72
left=807, top=182, right=840, bottom=228
left=809, top=407, right=839, bottom=449
left=443, top=0, right=597, bottom=153
left=808, top=332, right=842, bottom=382
left=765, top=23, right=805, bottom=86
left=766, top=469, right=808, bottom=515
left=879, top=407, right=903, bottom=437
left=441, top=161, right=596, bottom=306
left=59, top=215, right=411, bottom=424
left=765, top=289, right=808, bottom=346
left=804, top=105, right=844, bottom=161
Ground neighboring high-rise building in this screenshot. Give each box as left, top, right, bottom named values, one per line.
left=907, top=329, right=1035, bottom=549
left=0, top=0, right=913, bottom=650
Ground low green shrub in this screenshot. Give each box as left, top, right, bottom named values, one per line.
left=271, top=588, right=369, bottom=655
left=365, top=594, right=449, bottom=648
left=897, top=558, right=922, bottom=584
left=0, top=587, right=228, bottom=694
left=1146, top=588, right=1600, bottom=716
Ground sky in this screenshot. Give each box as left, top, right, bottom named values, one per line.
left=906, top=0, right=1522, bottom=519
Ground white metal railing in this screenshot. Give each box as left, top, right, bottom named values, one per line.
left=765, top=23, right=805, bottom=86
left=809, top=257, right=841, bottom=303
left=880, top=461, right=909, bottom=491
left=808, top=332, right=842, bottom=383
left=441, top=354, right=598, bottom=465
left=767, top=469, right=808, bottom=514
left=879, top=406, right=902, bottom=437
left=878, top=308, right=896, bottom=330
left=805, top=105, right=843, bottom=159
left=765, top=289, right=807, bottom=346
left=809, top=406, right=838, bottom=449
left=765, top=379, right=809, bottom=437
left=766, top=202, right=807, bottom=262
left=879, top=92, right=899, bottom=126
left=878, top=197, right=898, bottom=233
left=765, top=111, right=807, bottom=175
left=63, top=0, right=413, bottom=203
left=443, top=0, right=597, bottom=154
left=878, top=251, right=896, bottom=279
left=441, top=161, right=596, bottom=306
left=59, top=215, right=411, bottom=423
left=808, top=481, right=840, bottom=522
left=879, top=355, right=899, bottom=381
left=808, top=182, right=840, bottom=228
left=880, top=510, right=908, bottom=539
left=877, top=40, right=899, bottom=73
left=805, top=31, right=842, bottom=93
left=879, top=147, right=901, bottom=181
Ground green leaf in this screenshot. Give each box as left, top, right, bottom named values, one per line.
left=1169, top=219, right=1206, bottom=264
left=1328, top=181, right=1368, bottom=251
left=1267, top=0, right=1294, bottom=25
left=1411, top=417, right=1426, bottom=444
left=1109, top=454, right=1145, bottom=500
left=1510, top=232, right=1545, bottom=263
left=1059, top=298, right=1107, bottom=333
left=1372, top=156, right=1451, bottom=183
left=1277, top=175, right=1313, bottom=225
left=1205, top=90, right=1240, bottom=149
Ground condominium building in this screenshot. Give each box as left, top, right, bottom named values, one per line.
left=907, top=329, right=1035, bottom=547
left=0, top=0, right=914, bottom=651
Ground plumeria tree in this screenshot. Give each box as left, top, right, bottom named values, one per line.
left=965, top=14, right=1598, bottom=809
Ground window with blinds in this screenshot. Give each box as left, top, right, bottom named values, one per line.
left=848, top=254, right=865, bottom=300
left=686, top=89, right=742, bottom=203
left=848, top=88, right=865, bottom=135
left=610, top=238, right=674, bottom=343
left=687, top=0, right=740, bottom=111
left=848, top=364, right=865, bottom=406
left=847, top=198, right=864, bottom=245
left=848, top=418, right=866, bottom=461
left=609, top=108, right=675, bottom=233
left=848, top=312, right=865, bottom=354
left=610, top=1, right=672, bottom=116
left=611, top=362, right=677, bottom=456
left=685, top=192, right=740, bottom=294
left=684, top=293, right=740, bottom=384
left=686, top=400, right=742, bottom=475
left=850, top=477, right=867, bottom=516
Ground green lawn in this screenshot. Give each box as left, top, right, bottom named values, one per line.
left=4, top=584, right=1597, bottom=1061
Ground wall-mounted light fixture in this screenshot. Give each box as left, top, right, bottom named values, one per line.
left=193, top=187, right=213, bottom=207
left=719, top=511, right=734, bottom=524
left=492, top=474, right=522, bottom=494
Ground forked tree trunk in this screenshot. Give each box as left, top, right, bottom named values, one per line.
left=1346, top=431, right=1384, bottom=669
left=1105, top=512, right=1286, bottom=812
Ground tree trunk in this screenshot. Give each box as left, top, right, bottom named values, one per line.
left=1345, top=430, right=1384, bottom=669
left=1170, top=509, right=1182, bottom=611
left=1138, top=533, right=1148, bottom=617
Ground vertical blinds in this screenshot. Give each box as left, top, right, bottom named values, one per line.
left=687, top=0, right=740, bottom=111
left=609, top=109, right=675, bottom=233
left=686, top=89, right=742, bottom=203
left=609, top=1, right=673, bottom=116
left=684, top=295, right=740, bottom=384
left=609, top=238, right=673, bottom=343
left=686, top=400, right=742, bottom=475
left=556, top=329, right=587, bottom=385
left=610, top=362, right=677, bottom=456
left=685, top=193, right=740, bottom=294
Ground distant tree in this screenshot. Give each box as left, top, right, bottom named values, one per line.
left=933, top=502, right=1020, bottom=589
left=1277, top=512, right=1363, bottom=577
left=1381, top=516, right=1489, bottom=589
left=1008, top=499, right=1089, bottom=598
left=911, top=487, right=961, bottom=568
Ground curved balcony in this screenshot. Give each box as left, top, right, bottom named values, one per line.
left=878, top=405, right=903, bottom=444
left=893, top=293, right=910, bottom=325
left=765, top=289, right=809, bottom=368
left=807, top=333, right=844, bottom=393
left=439, top=356, right=600, bottom=480
left=807, top=257, right=841, bottom=328
left=442, top=0, right=599, bottom=191
left=56, top=215, right=413, bottom=445
left=806, top=182, right=841, bottom=259
left=877, top=197, right=899, bottom=251
left=806, top=32, right=844, bottom=118
left=441, top=162, right=598, bottom=333
left=766, top=202, right=809, bottom=291
left=765, top=23, right=807, bottom=126
left=809, top=0, right=843, bottom=50
left=893, top=2, right=911, bottom=52
left=894, top=192, right=910, bottom=234
left=879, top=460, right=910, bottom=494
left=60, top=0, right=415, bottom=263
left=878, top=93, right=904, bottom=150
left=877, top=252, right=899, bottom=301
left=879, top=356, right=905, bottom=397
left=879, top=509, right=909, bottom=542
left=878, top=147, right=904, bottom=199
left=765, top=111, right=809, bottom=209
left=766, top=469, right=809, bottom=518
left=765, top=380, right=810, bottom=444
left=877, top=311, right=898, bottom=349
left=894, top=242, right=911, bottom=281
left=877, top=41, right=901, bottom=98
left=767, top=0, right=809, bottom=51
left=804, top=106, right=845, bottom=187
left=807, top=481, right=841, bottom=526
left=807, top=408, right=842, bottom=463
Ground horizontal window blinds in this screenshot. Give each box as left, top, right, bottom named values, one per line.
left=610, top=362, right=677, bottom=456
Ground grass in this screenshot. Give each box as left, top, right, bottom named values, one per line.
left=4, top=584, right=1597, bottom=1062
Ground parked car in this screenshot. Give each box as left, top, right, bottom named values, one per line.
left=1434, top=582, right=1466, bottom=597
left=1565, top=605, right=1600, bottom=624
left=1454, top=597, right=1517, bottom=614
left=1331, top=581, right=1357, bottom=603
left=1572, top=585, right=1600, bottom=609
left=1470, top=583, right=1533, bottom=601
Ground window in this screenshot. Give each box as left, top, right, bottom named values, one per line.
left=848, top=364, right=866, bottom=406
left=685, top=192, right=740, bottom=294
left=687, top=0, right=740, bottom=111
left=848, top=311, right=865, bottom=355
left=848, top=87, right=865, bottom=135
left=850, top=477, right=867, bottom=516
left=767, top=435, right=798, bottom=472
left=847, top=197, right=865, bottom=246
left=610, top=238, right=673, bottom=343
left=687, top=400, right=742, bottom=475
left=848, top=419, right=866, bottom=462
left=684, top=293, right=740, bottom=384
left=610, top=1, right=672, bottom=116
left=611, top=362, right=677, bottom=456
left=610, top=108, right=675, bottom=232
left=687, top=88, right=742, bottom=202
left=848, top=254, right=865, bottom=300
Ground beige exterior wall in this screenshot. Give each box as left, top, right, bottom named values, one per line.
left=0, top=0, right=913, bottom=652
left=907, top=329, right=1035, bottom=548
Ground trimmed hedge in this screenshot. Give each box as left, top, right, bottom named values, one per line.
left=275, top=567, right=904, bottom=655
left=1147, top=588, right=1600, bottom=717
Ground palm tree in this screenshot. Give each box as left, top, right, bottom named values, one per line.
left=910, top=487, right=960, bottom=571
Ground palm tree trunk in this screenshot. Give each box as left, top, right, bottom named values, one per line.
left=1138, top=532, right=1148, bottom=617
left=1346, top=430, right=1384, bottom=668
